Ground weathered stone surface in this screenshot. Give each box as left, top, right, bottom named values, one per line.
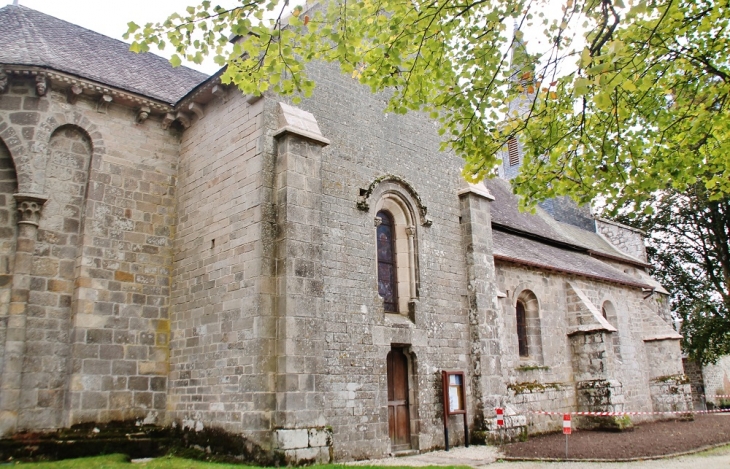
left=276, top=429, right=309, bottom=450
left=0, top=18, right=690, bottom=465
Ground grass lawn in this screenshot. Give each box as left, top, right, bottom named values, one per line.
left=7, top=454, right=465, bottom=469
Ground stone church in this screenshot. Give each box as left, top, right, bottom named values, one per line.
left=0, top=4, right=690, bottom=463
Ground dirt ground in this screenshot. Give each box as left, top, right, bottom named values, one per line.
left=502, top=414, right=730, bottom=460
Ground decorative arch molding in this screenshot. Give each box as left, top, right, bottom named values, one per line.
left=0, top=117, right=32, bottom=193
left=0, top=112, right=106, bottom=195
left=368, top=177, right=423, bottom=319
left=357, top=175, right=432, bottom=227
left=35, top=114, right=106, bottom=195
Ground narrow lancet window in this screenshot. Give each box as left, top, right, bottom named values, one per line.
left=516, top=300, right=529, bottom=357
left=377, top=211, right=398, bottom=312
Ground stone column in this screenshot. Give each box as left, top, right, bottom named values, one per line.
left=271, top=103, right=332, bottom=463
left=0, top=193, right=47, bottom=436
left=458, top=183, right=513, bottom=440
left=405, top=226, right=417, bottom=303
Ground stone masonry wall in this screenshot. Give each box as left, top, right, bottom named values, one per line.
left=0, top=76, right=179, bottom=433
left=701, top=355, right=730, bottom=405
left=171, top=90, right=270, bottom=441
left=280, top=61, right=477, bottom=460
left=596, top=219, right=647, bottom=262
left=495, top=261, right=660, bottom=430
left=683, top=358, right=706, bottom=410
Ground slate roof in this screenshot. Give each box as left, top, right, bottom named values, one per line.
left=485, top=177, right=574, bottom=244
left=492, top=230, right=651, bottom=289
left=0, top=5, right=208, bottom=104
left=485, top=178, right=652, bottom=287
left=548, top=215, right=647, bottom=266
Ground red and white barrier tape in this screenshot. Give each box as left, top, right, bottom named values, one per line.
left=528, top=408, right=730, bottom=416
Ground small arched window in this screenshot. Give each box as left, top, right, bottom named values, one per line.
left=516, top=300, right=529, bottom=357
left=514, top=290, right=543, bottom=362
left=372, top=190, right=419, bottom=316
left=602, top=301, right=622, bottom=362
left=377, top=210, right=398, bottom=312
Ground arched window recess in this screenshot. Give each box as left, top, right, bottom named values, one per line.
left=358, top=175, right=432, bottom=227
left=372, top=186, right=421, bottom=319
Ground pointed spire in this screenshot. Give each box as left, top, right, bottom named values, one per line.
left=13, top=0, right=19, bottom=6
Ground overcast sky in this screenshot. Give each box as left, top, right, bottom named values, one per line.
left=6, top=0, right=225, bottom=74
left=7, top=0, right=569, bottom=78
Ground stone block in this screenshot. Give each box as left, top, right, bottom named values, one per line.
left=276, top=428, right=309, bottom=450
left=308, top=427, right=331, bottom=447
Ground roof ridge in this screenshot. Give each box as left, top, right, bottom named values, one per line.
left=16, top=5, right=51, bottom=68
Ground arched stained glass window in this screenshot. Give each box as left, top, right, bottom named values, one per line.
left=377, top=211, right=398, bottom=312
left=516, top=300, right=529, bottom=357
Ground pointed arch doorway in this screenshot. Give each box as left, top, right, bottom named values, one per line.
left=387, top=348, right=412, bottom=451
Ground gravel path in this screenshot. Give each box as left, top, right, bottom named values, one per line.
left=495, top=444, right=730, bottom=468
left=347, top=445, right=503, bottom=467
left=347, top=415, right=730, bottom=468
left=348, top=444, right=730, bottom=468
left=502, top=415, right=730, bottom=460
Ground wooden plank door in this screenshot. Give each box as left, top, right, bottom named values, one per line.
left=387, top=348, right=411, bottom=451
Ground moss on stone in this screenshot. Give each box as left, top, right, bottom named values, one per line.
left=507, top=381, right=561, bottom=394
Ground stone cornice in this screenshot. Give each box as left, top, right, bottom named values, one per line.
left=175, top=73, right=223, bottom=109
left=1, top=66, right=174, bottom=113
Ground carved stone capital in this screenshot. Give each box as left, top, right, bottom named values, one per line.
left=14, top=193, right=48, bottom=227
left=35, top=75, right=47, bottom=96
left=405, top=226, right=416, bottom=237
left=374, top=216, right=382, bottom=227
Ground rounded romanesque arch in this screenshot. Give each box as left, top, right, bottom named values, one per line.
left=0, top=111, right=106, bottom=197
left=371, top=181, right=422, bottom=317
left=359, top=175, right=432, bottom=227
left=35, top=113, right=105, bottom=196
left=0, top=116, right=33, bottom=194
left=42, top=124, right=93, bottom=233
left=601, top=300, right=622, bottom=362
left=513, top=288, right=543, bottom=364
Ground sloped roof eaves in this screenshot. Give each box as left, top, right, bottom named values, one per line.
left=0, top=5, right=208, bottom=104
left=485, top=178, right=576, bottom=244
left=485, top=178, right=651, bottom=268
left=555, top=222, right=649, bottom=267
left=492, top=230, right=651, bottom=289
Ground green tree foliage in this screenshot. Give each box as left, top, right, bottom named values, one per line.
left=125, top=0, right=730, bottom=209
left=616, top=185, right=730, bottom=364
